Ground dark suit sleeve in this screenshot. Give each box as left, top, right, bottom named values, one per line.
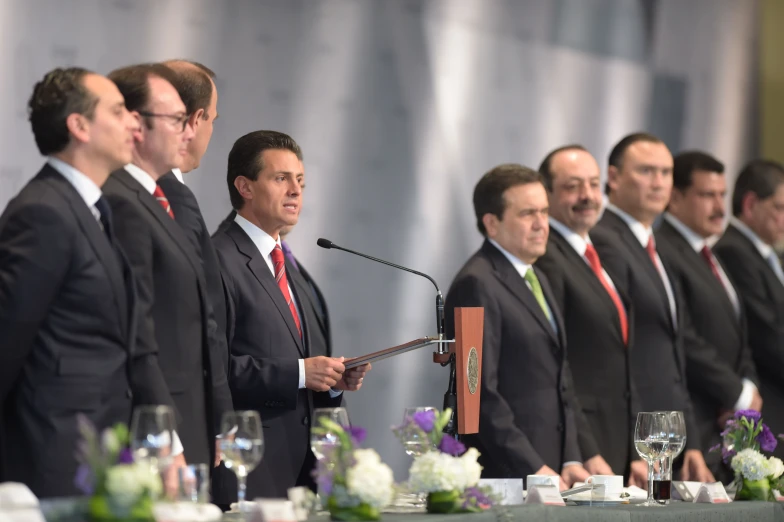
left=0, top=203, right=70, bottom=401
left=216, top=248, right=300, bottom=409
left=561, top=363, right=589, bottom=463
left=449, top=274, right=548, bottom=474
left=105, top=195, right=177, bottom=415
left=535, top=257, right=600, bottom=462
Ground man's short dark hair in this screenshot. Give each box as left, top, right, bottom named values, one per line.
left=606, top=132, right=664, bottom=194
left=473, top=164, right=544, bottom=236
left=108, top=63, right=180, bottom=128
left=672, top=151, right=724, bottom=192
left=538, top=144, right=588, bottom=191
left=27, top=67, right=99, bottom=155
left=227, top=130, right=303, bottom=210
left=732, top=159, right=784, bottom=216
left=162, top=60, right=215, bottom=118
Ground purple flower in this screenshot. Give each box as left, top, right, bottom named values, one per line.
left=347, top=426, right=367, bottom=445
left=312, top=459, right=334, bottom=496
left=735, top=410, right=762, bottom=423
left=412, top=410, right=436, bottom=433
left=758, top=424, right=778, bottom=453
left=118, top=447, right=134, bottom=464
left=74, top=464, right=93, bottom=495
left=461, top=487, right=492, bottom=510
left=438, top=434, right=466, bottom=456
left=721, top=446, right=736, bottom=464
left=720, top=419, right=738, bottom=437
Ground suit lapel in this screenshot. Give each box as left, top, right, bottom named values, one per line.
left=482, top=241, right=560, bottom=346
left=227, top=223, right=306, bottom=357
left=44, top=166, right=129, bottom=342
left=286, top=261, right=312, bottom=358
left=292, top=261, right=328, bottom=339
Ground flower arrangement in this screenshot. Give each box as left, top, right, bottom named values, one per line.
left=711, top=410, right=784, bottom=501
left=312, top=420, right=394, bottom=521
left=74, top=415, right=162, bottom=521
left=393, top=408, right=491, bottom=513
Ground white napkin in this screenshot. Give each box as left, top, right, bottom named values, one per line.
left=0, top=483, right=39, bottom=509
left=152, top=502, right=223, bottom=521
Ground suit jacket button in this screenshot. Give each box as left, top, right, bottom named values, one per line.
left=556, top=422, right=564, bottom=432
left=302, top=417, right=310, bottom=426
left=623, top=391, right=631, bottom=400
left=126, top=389, right=133, bottom=399
left=203, top=370, right=208, bottom=377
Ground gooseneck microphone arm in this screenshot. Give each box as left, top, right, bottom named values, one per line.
left=317, top=238, right=458, bottom=437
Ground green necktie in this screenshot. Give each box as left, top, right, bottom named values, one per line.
left=524, top=268, right=552, bottom=321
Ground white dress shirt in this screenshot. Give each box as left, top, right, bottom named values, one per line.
left=171, top=168, right=185, bottom=184
left=549, top=218, right=619, bottom=294
left=47, top=157, right=102, bottom=224
left=234, top=214, right=342, bottom=398
left=663, top=213, right=754, bottom=410
left=605, top=203, right=678, bottom=327
left=124, top=162, right=187, bottom=455
left=729, top=216, right=784, bottom=284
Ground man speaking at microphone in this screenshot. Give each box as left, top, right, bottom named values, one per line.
left=212, top=130, right=371, bottom=497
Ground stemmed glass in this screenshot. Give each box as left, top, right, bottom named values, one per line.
left=310, top=407, right=350, bottom=460
left=400, top=407, right=436, bottom=507
left=219, top=411, right=264, bottom=513
left=130, top=405, right=176, bottom=474
left=656, top=411, right=686, bottom=503
left=634, top=412, right=670, bottom=507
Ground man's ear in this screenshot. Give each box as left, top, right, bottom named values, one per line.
left=65, top=113, right=90, bottom=145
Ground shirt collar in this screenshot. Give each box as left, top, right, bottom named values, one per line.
left=234, top=213, right=281, bottom=259
left=605, top=202, right=653, bottom=248
left=729, top=216, right=774, bottom=259
left=171, top=168, right=185, bottom=184
left=548, top=217, right=591, bottom=257
left=663, top=212, right=708, bottom=253
left=488, top=238, right=532, bottom=278
left=124, top=163, right=157, bottom=195
left=46, top=157, right=102, bottom=208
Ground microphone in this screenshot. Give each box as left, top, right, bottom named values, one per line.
left=318, top=238, right=458, bottom=436
left=317, top=238, right=446, bottom=352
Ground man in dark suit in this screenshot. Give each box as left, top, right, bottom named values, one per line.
left=593, top=132, right=714, bottom=482
left=445, top=164, right=589, bottom=490
left=655, top=151, right=760, bottom=478
left=714, top=159, right=784, bottom=459
left=153, top=61, right=234, bottom=506
left=0, top=68, right=170, bottom=496
left=534, top=145, right=645, bottom=485
left=212, top=130, right=370, bottom=497
left=102, top=64, right=232, bottom=474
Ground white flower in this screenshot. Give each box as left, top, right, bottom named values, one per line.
left=769, top=457, right=784, bottom=479
left=345, top=449, right=394, bottom=508
left=731, top=449, right=772, bottom=481
left=408, top=450, right=482, bottom=493
left=101, top=430, right=120, bottom=455
left=105, top=462, right=162, bottom=508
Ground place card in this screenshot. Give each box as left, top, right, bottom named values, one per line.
left=478, top=479, right=524, bottom=505
left=524, top=485, right=565, bottom=506
left=253, top=499, right=299, bottom=522
left=693, top=483, right=731, bottom=504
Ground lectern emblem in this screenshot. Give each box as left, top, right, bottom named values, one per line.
left=467, top=347, right=479, bottom=394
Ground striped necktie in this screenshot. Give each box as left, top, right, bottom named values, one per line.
left=271, top=244, right=302, bottom=337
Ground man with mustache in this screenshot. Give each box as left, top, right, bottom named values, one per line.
left=714, top=159, right=784, bottom=460
left=445, top=164, right=589, bottom=490
left=654, top=151, right=759, bottom=480
left=534, top=145, right=645, bottom=486
left=593, top=133, right=714, bottom=482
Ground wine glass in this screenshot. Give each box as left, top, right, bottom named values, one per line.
left=634, top=412, right=670, bottom=507
left=401, top=407, right=436, bottom=507
left=130, top=405, right=176, bottom=473
left=219, top=411, right=264, bottom=513
left=655, top=411, right=686, bottom=503
left=310, top=407, right=350, bottom=460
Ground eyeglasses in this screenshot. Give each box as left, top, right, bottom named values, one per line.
left=138, top=111, right=189, bottom=132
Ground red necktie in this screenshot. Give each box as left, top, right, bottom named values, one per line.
left=700, top=245, right=725, bottom=290
left=153, top=184, right=174, bottom=219
left=271, top=244, right=302, bottom=337
left=584, top=244, right=629, bottom=345
left=646, top=235, right=657, bottom=265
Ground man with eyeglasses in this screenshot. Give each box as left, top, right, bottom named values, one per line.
left=102, top=63, right=230, bottom=489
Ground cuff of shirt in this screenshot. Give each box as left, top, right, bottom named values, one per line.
left=299, top=359, right=306, bottom=389
left=328, top=389, right=343, bottom=399
left=172, top=430, right=184, bottom=456
left=562, top=461, right=582, bottom=470
left=734, top=378, right=757, bottom=411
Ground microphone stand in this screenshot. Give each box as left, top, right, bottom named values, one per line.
left=318, top=238, right=459, bottom=438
